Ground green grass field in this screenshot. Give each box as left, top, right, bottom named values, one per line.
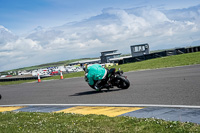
left=112, top=51, right=200, bottom=72
left=0, top=112, right=199, bottom=133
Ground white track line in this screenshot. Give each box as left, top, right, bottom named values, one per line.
left=1, top=104, right=200, bottom=109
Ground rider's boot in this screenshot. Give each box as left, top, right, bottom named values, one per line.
left=94, top=85, right=101, bottom=91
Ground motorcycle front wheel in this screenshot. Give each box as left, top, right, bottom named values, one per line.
left=116, top=76, right=130, bottom=89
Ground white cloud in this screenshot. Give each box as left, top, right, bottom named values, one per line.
left=1, top=5, right=200, bottom=71
left=144, top=31, right=152, bottom=37
left=2, top=38, right=42, bottom=51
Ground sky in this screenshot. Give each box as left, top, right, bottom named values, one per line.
left=0, top=0, right=200, bottom=71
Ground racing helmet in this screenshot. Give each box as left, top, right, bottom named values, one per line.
left=83, top=63, right=88, bottom=73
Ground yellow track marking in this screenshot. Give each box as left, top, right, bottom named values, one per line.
left=0, top=106, right=25, bottom=112
left=55, top=106, right=143, bottom=117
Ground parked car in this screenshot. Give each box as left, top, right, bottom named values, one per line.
left=65, top=66, right=76, bottom=73
left=50, top=71, right=59, bottom=75
left=75, top=67, right=83, bottom=72
left=0, top=75, right=6, bottom=78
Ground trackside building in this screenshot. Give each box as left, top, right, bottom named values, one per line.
left=100, top=50, right=121, bottom=63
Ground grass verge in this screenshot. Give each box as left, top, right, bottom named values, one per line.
left=1, top=52, right=200, bottom=86
left=0, top=112, right=199, bottom=133
left=111, top=52, right=200, bottom=72
left=0, top=80, right=36, bottom=86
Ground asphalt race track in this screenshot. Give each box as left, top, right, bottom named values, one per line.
left=0, top=64, right=200, bottom=106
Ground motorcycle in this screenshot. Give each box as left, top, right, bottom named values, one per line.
left=87, top=68, right=130, bottom=91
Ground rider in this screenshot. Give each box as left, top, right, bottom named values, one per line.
left=84, top=64, right=108, bottom=91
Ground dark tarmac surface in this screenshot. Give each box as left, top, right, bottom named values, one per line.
left=0, top=64, right=200, bottom=105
